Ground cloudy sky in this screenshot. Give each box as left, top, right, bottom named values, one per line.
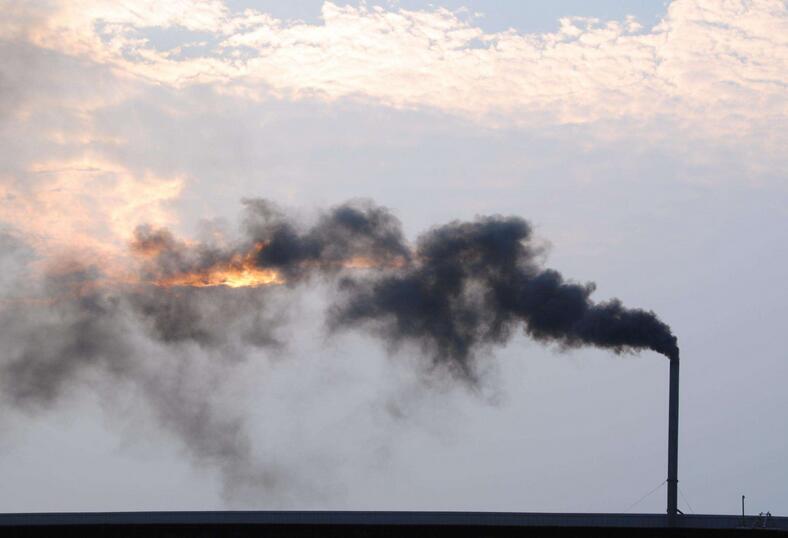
left=0, top=0, right=786, bottom=516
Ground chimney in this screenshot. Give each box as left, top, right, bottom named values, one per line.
left=667, top=355, right=680, bottom=518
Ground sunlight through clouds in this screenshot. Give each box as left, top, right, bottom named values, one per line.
left=11, top=0, right=787, bottom=139
left=0, top=158, right=183, bottom=271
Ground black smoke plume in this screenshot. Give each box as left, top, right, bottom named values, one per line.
left=0, top=200, right=678, bottom=501
left=243, top=198, right=410, bottom=280
left=133, top=198, right=678, bottom=371
left=133, top=199, right=409, bottom=286
left=330, top=215, right=678, bottom=378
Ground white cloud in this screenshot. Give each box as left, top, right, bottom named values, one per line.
left=7, top=0, right=786, bottom=141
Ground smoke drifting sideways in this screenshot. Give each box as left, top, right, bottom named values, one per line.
left=0, top=199, right=678, bottom=503
left=0, top=242, right=288, bottom=501
left=329, top=216, right=678, bottom=381
left=0, top=199, right=413, bottom=502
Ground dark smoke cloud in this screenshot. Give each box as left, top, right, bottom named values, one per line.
left=132, top=224, right=235, bottom=284
left=0, top=199, right=677, bottom=502
left=330, top=215, right=678, bottom=379
left=133, top=199, right=409, bottom=284
left=243, top=198, right=410, bottom=281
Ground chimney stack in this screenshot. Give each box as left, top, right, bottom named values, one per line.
left=667, top=355, right=680, bottom=518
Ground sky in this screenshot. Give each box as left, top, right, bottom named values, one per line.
left=0, top=0, right=786, bottom=516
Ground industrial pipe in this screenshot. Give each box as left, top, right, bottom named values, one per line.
left=667, top=355, right=680, bottom=518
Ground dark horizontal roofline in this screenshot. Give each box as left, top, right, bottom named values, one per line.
left=0, top=511, right=786, bottom=530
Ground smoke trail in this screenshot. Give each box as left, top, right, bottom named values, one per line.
left=133, top=199, right=409, bottom=287
left=330, top=215, right=678, bottom=379
left=243, top=198, right=410, bottom=280
left=0, top=200, right=678, bottom=502
left=0, top=200, right=413, bottom=501
left=0, top=256, right=288, bottom=499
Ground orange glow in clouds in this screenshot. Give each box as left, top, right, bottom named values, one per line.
left=1, top=157, right=404, bottom=294
left=148, top=250, right=404, bottom=290
left=152, top=243, right=285, bottom=289
left=0, top=158, right=183, bottom=279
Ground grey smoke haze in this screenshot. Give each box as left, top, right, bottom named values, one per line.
left=0, top=255, right=289, bottom=499
left=0, top=199, right=677, bottom=499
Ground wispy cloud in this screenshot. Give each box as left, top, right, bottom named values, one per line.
left=10, top=0, right=787, bottom=138
left=0, top=158, right=182, bottom=271
left=1, top=0, right=783, bottom=262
